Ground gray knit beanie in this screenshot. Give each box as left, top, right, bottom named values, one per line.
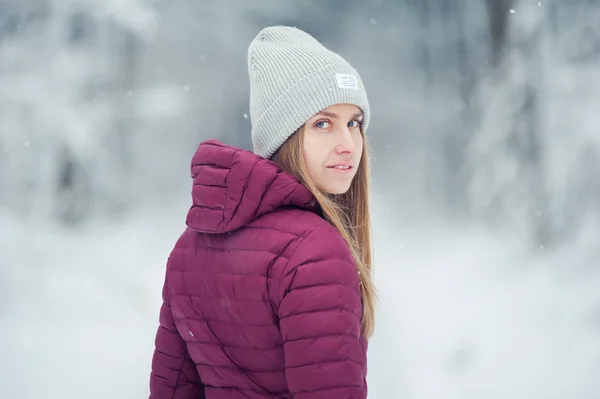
left=247, top=26, right=370, bottom=159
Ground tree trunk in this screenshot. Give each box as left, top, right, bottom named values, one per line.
left=486, top=0, right=515, bottom=67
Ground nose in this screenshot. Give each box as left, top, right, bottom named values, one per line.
left=335, top=127, right=355, bottom=154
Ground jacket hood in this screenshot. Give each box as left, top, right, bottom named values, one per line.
left=186, top=139, right=319, bottom=234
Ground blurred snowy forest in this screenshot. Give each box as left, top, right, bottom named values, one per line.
left=1, top=0, right=600, bottom=398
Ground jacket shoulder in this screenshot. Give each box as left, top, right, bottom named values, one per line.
left=254, top=208, right=356, bottom=274
left=250, top=207, right=354, bottom=275
left=250, top=207, right=332, bottom=239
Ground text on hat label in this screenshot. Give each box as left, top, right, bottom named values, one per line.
left=335, top=73, right=359, bottom=90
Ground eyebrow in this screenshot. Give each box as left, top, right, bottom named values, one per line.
left=316, top=110, right=364, bottom=120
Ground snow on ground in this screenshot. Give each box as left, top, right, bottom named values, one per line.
left=1, top=204, right=599, bottom=398
left=369, top=217, right=600, bottom=399
left=0, top=206, right=180, bottom=399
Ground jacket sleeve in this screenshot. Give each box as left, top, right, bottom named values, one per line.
left=149, top=277, right=205, bottom=399
left=277, top=228, right=368, bottom=399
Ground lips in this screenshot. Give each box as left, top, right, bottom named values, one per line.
left=326, top=164, right=353, bottom=170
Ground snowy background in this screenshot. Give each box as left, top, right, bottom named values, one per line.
left=1, top=0, right=600, bottom=398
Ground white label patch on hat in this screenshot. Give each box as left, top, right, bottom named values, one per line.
left=335, top=73, right=359, bottom=90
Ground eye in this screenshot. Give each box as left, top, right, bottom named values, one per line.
left=315, top=120, right=331, bottom=129
left=348, top=119, right=362, bottom=128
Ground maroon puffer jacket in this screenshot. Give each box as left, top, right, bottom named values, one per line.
left=149, top=140, right=367, bottom=399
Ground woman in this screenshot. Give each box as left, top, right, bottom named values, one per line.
left=149, top=26, right=377, bottom=399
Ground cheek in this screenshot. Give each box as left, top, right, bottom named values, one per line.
left=354, top=134, right=364, bottom=157
left=303, top=132, right=323, bottom=170
left=303, top=130, right=320, bottom=152
left=302, top=152, right=319, bottom=179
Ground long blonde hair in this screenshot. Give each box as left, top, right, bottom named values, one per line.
left=271, top=125, right=377, bottom=338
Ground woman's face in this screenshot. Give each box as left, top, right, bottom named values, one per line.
left=302, top=103, right=364, bottom=195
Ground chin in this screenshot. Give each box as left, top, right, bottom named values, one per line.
left=322, top=184, right=351, bottom=195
